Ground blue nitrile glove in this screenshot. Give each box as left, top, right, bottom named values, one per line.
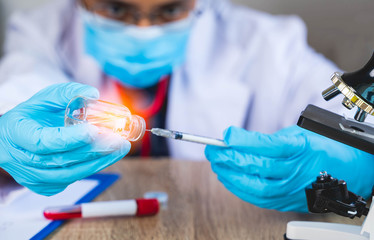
left=0, top=83, right=131, bottom=196
left=205, top=125, right=374, bottom=212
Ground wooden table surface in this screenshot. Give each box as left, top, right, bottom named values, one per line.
left=48, top=159, right=363, bottom=240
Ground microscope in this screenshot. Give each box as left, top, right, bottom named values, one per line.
left=285, top=53, right=374, bottom=240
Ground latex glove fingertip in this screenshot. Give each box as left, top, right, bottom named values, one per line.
left=223, top=126, right=256, bottom=146
left=77, top=86, right=100, bottom=100
left=63, top=83, right=100, bottom=101
left=30, top=184, right=68, bottom=196
left=119, top=139, right=131, bottom=154
left=223, top=126, right=242, bottom=140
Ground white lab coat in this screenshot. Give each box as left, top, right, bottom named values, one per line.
left=0, top=0, right=343, bottom=160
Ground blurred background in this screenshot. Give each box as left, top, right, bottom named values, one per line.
left=0, top=0, right=374, bottom=71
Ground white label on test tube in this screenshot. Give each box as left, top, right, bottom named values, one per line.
left=81, top=200, right=137, bottom=218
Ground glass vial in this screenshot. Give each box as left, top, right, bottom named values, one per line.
left=65, top=96, right=146, bottom=141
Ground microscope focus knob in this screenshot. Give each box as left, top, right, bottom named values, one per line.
left=322, top=52, right=374, bottom=122
left=322, top=85, right=340, bottom=101
left=342, top=97, right=354, bottom=110
left=355, top=108, right=368, bottom=122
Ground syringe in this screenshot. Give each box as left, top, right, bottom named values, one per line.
left=148, top=128, right=227, bottom=147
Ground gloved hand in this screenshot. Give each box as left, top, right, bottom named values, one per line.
left=0, top=83, right=131, bottom=196
left=205, top=125, right=374, bottom=212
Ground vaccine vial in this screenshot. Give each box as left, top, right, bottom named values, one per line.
left=65, top=96, right=146, bottom=141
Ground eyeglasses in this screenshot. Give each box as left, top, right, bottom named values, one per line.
left=80, top=0, right=195, bottom=25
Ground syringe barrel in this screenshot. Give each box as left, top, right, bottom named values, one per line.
left=180, top=133, right=227, bottom=147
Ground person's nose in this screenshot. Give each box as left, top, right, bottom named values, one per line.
left=136, top=17, right=153, bottom=27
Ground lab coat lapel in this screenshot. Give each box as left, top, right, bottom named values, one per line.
left=58, top=2, right=103, bottom=88
left=166, top=8, right=252, bottom=161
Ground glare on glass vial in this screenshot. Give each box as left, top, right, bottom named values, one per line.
left=65, top=96, right=146, bottom=141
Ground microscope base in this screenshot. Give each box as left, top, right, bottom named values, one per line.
left=285, top=221, right=368, bottom=240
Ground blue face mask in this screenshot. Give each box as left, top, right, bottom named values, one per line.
left=81, top=9, right=194, bottom=88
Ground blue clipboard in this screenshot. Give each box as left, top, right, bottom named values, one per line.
left=31, top=173, right=120, bottom=240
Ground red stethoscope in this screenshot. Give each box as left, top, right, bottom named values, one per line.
left=114, top=76, right=170, bottom=156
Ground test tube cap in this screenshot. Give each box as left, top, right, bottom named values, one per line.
left=136, top=199, right=160, bottom=216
